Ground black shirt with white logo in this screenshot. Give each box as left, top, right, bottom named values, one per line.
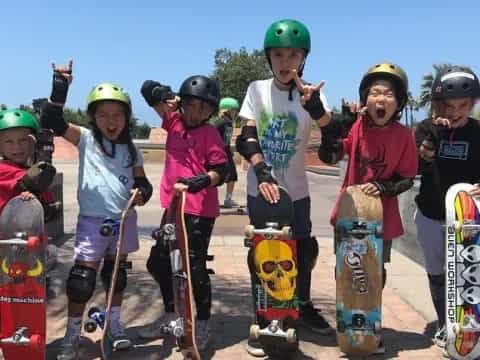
left=415, top=117, right=480, bottom=220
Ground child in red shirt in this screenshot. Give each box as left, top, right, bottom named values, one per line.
left=319, top=62, right=418, bottom=353
left=0, top=109, right=56, bottom=220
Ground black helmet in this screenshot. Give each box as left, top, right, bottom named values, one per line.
left=178, top=75, right=220, bottom=108
left=431, top=66, right=480, bottom=101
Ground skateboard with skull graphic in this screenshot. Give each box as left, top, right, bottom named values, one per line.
left=244, top=187, right=299, bottom=356
left=335, top=185, right=383, bottom=356
left=151, top=191, right=200, bottom=360
left=0, top=196, right=46, bottom=360
left=445, top=183, right=480, bottom=360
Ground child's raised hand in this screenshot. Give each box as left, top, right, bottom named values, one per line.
left=52, top=60, right=73, bottom=84
left=292, top=69, right=324, bottom=105
left=50, top=60, right=73, bottom=106
left=359, top=182, right=381, bottom=197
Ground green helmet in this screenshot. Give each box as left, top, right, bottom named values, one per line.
left=219, top=97, right=240, bottom=111
left=86, top=82, right=131, bottom=115
left=264, top=19, right=311, bottom=53
left=0, top=109, right=39, bottom=132
left=359, top=62, right=409, bottom=111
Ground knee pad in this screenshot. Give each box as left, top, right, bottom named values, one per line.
left=100, top=260, right=127, bottom=294
left=66, top=265, right=97, bottom=304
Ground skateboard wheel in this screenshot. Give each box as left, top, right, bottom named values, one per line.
left=250, top=324, right=261, bottom=340
left=452, top=323, right=461, bottom=334
left=375, top=225, right=383, bottom=237
left=84, top=319, right=98, bottom=333
left=374, top=321, right=381, bottom=333
left=26, top=236, right=41, bottom=250
left=281, top=226, right=291, bottom=239
left=245, top=225, right=255, bottom=239
left=337, top=320, right=346, bottom=333
left=29, top=334, right=43, bottom=349
left=286, top=328, right=297, bottom=343
left=100, top=224, right=113, bottom=237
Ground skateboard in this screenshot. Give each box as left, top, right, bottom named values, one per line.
left=154, top=191, right=200, bottom=359
left=445, top=183, right=480, bottom=360
left=0, top=196, right=47, bottom=360
left=335, top=185, right=383, bottom=356
left=244, top=187, right=299, bottom=357
left=100, top=189, right=138, bottom=359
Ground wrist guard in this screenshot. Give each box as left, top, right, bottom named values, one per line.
left=253, top=161, right=277, bottom=185
left=177, top=174, right=211, bottom=194
left=303, top=90, right=326, bottom=119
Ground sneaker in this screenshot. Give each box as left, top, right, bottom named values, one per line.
left=223, top=198, right=239, bottom=208
left=246, top=338, right=266, bottom=357
left=137, top=312, right=176, bottom=339
left=299, top=302, right=333, bottom=334
left=433, top=325, right=447, bottom=348
left=57, top=333, right=80, bottom=360
left=108, top=318, right=132, bottom=350
left=373, top=339, right=386, bottom=354
left=196, top=319, right=211, bottom=351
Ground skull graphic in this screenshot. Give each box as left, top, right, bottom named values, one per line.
left=254, top=239, right=297, bottom=301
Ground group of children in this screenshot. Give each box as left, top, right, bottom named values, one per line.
left=0, top=17, right=478, bottom=360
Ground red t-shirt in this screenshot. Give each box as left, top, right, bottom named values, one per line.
left=330, top=117, right=418, bottom=240
left=160, top=112, right=227, bottom=218
left=0, top=160, right=54, bottom=214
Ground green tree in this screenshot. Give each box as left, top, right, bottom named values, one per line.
left=0, top=104, right=7, bottom=110
left=212, top=47, right=271, bottom=120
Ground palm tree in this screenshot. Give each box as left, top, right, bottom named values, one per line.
left=404, top=91, right=418, bottom=127
left=418, top=64, right=452, bottom=115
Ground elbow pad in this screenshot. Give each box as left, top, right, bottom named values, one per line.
left=133, top=176, right=153, bottom=204
left=374, top=175, right=414, bottom=197
left=206, top=162, right=229, bottom=186
left=40, top=102, right=68, bottom=136
left=236, top=126, right=263, bottom=161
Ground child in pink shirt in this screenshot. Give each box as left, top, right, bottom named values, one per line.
left=138, top=75, right=228, bottom=351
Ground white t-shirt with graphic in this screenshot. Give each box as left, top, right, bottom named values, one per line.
left=239, top=78, right=330, bottom=201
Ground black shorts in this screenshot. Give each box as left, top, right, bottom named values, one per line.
left=225, top=150, right=238, bottom=182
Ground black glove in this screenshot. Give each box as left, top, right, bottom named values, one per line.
left=50, top=71, right=70, bottom=104
left=17, top=162, right=56, bottom=194
left=318, top=140, right=343, bottom=164
left=373, top=175, right=414, bottom=197
left=302, top=90, right=326, bottom=120
left=253, top=161, right=277, bottom=185
left=133, top=177, right=153, bottom=204
left=141, top=80, right=175, bottom=107
left=340, top=102, right=357, bottom=137
left=177, top=174, right=211, bottom=194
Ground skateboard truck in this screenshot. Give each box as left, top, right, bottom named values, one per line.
left=100, top=218, right=120, bottom=237
left=0, top=233, right=41, bottom=250
left=0, top=327, right=41, bottom=348
left=452, top=220, right=480, bottom=237
left=244, top=223, right=292, bottom=247
left=161, top=318, right=185, bottom=338
left=249, top=321, right=297, bottom=343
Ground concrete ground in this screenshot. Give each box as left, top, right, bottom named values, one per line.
left=42, top=162, right=443, bottom=360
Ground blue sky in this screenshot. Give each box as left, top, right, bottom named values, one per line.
left=2, top=0, right=479, bottom=126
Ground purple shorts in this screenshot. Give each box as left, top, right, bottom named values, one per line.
left=74, top=210, right=139, bottom=262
